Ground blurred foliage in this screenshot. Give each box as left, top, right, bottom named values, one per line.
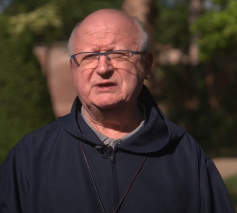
left=0, top=14, right=55, bottom=164
left=224, top=174, right=237, bottom=210
left=153, top=0, right=237, bottom=156
left=155, top=62, right=237, bottom=156
left=212, top=0, right=229, bottom=7
left=191, top=0, right=237, bottom=61
left=9, top=3, right=62, bottom=36
left=6, top=0, right=122, bottom=43
left=155, top=0, right=190, bottom=50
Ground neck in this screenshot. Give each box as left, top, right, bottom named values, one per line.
left=81, top=102, right=143, bottom=139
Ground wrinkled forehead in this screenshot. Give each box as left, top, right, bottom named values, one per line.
left=69, top=10, right=142, bottom=53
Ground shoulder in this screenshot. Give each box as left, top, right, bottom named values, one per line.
left=13, top=120, right=64, bottom=154
left=1, top=120, right=69, bottom=172
left=182, top=133, right=209, bottom=158
left=22, top=120, right=60, bottom=139
left=173, top=132, right=211, bottom=163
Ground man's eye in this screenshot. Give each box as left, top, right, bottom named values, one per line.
left=82, top=54, right=98, bottom=61
left=109, top=52, right=129, bottom=60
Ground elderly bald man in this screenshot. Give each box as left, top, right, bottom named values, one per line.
left=0, top=9, right=234, bottom=213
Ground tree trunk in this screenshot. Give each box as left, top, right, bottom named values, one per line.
left=189, top=0, right=203, bottom=65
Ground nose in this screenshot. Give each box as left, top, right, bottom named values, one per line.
left=95, top=55, right=113, bottom=76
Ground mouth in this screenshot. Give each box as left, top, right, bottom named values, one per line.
left=95, top=82, right=118, bottom=91
left=96, top=82, right=117, bottom=88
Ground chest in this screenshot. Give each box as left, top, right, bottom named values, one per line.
left=28, top=142, right=200, bottom=213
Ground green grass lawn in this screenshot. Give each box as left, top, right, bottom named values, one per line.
left=224, top=174, right=237, bottom=211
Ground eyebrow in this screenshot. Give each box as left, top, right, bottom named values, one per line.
left=91, top=44, right=117, bottom=52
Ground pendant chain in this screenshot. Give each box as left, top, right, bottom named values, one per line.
left=80, top=141, right=147, bottom=213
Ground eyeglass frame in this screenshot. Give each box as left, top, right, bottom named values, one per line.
left=70, top=50, right=146, bottom=68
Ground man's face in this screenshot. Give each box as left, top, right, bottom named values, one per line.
left=70, top=14, right=152, bottom=110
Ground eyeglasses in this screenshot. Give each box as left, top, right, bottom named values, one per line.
left=70, top=50, right=145, bottom=70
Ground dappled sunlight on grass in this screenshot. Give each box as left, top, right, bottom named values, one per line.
left=224, top=174, right=237, bottom=211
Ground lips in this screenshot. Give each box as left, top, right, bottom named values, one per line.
left=96, top=82, right=117, bottom=87
left=94, top=82, right=118, bottom=92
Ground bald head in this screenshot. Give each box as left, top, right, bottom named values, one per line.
left=68, top=9, right=149, bottom=56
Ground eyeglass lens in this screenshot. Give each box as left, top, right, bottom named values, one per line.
left=75, top=51, right=134, bottom=70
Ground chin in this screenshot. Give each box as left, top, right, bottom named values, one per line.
left=94, top=99, right=122, bottom=110
left=96, top=102, right=119, bottom=110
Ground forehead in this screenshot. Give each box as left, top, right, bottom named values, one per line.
left=73, top=18, right=140, bottom=52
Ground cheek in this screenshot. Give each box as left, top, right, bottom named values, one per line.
left=122, top=64, right=144, bottom=84
left=72, top=72, right=90, bottom=96
left=120, top=71, right=144, bottom=97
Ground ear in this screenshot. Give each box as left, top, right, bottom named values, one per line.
left=144, top=52, right=153, bottom=79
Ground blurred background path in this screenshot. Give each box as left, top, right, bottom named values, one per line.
left=213, top=158, right=237, bottom=179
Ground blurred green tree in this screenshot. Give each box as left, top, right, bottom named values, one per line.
left=0, top=14, right=55, bottom=164
left=6, top=0, right=122, bottom=43
left=156, top=0, right=237, bottom=156
left=191, top=0, right=237, bottom=61
left=155, top=0, right=190, bottom=50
